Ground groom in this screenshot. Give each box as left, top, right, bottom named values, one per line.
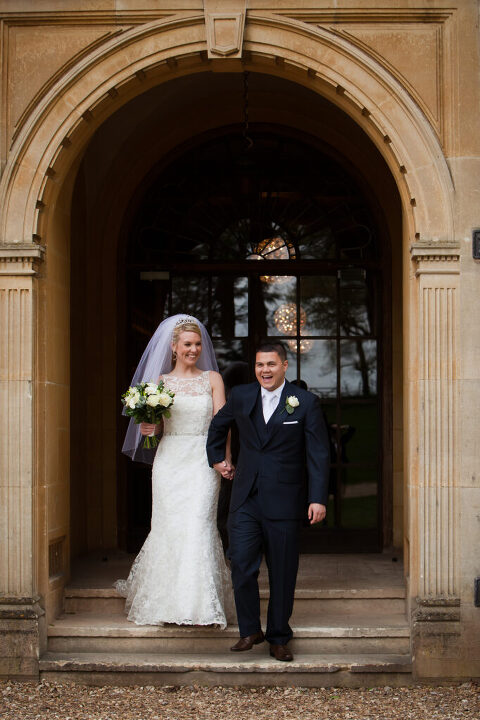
left=206, top=342, right=330, bottom=662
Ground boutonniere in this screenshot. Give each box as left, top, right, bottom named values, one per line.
left=282, top=395, right=300, bottom=415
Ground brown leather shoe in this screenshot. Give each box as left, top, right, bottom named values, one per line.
left=230, top=630, right=265, bottom=652
left=269, top=644, right=293, bottom=662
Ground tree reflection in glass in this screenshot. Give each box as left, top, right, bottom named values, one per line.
left=340, top=340, right=377, bottom=398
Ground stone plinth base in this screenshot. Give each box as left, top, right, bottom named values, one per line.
left=411, top=598, right=472, bottom=680
left=0, top=597, right=45, bottom=680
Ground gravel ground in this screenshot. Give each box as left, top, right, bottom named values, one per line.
left=1, top=681, right=479, bottom=720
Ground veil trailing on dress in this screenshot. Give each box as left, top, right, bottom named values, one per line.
left=122, top=314, right=219, bottom=464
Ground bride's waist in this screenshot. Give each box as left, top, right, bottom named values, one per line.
left=163, top=430, right=208, bottom=437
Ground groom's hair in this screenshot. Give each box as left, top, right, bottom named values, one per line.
left=255, top=341, right=287, bottom=363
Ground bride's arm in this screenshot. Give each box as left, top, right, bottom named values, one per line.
left=209, top=371, right=234, bottom=478
left=210, top=371, right=227, bottom=414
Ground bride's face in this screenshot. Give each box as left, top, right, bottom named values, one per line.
left=173, top=331, right=202, bottom=367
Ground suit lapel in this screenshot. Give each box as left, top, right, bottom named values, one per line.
left=244, top=382, right=262, bottom=447
left=245, top=382, right=261, bottom=416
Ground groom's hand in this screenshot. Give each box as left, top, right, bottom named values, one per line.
left=213, top=460, right=235, bottom=480
left=308, top=503, right=326, bottom=524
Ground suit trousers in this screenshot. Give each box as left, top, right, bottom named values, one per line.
left=227, top=493, right=301, bottom=645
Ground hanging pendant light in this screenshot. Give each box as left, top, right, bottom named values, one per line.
left=287, top=335, right=313, bottom=354
left=274, top=302, right=305, bottom=334
left=273, top=302, right=312, bottom=354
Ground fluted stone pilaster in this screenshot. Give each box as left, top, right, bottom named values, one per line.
left=0, top=246, right=44, bottom=679
left=410, top=241, right=459, bottom=601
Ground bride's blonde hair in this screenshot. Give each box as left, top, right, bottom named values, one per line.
left=171, top=320, right=202, bottom=366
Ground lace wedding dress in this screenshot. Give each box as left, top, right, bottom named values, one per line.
left=115, top=371, right=234, bottom=627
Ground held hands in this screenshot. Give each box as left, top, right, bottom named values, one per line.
left=213, top=459, right=235, bottom=481
left=308, top=503, right=326, bottom=525
left=140, top=422, right=162, bottom=436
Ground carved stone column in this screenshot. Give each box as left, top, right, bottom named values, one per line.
left=0, top=245, right=45, bottom=679
left=409, top=241, right=461, bottom=678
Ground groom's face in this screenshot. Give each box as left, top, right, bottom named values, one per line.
left=255, top=351, right=288, bottom=392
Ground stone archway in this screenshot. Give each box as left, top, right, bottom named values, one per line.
left=67, top=70, right=404, bottom=562
left=0, top=11, right=459, bottom=679
left=0, top=13, right=454, bottom=243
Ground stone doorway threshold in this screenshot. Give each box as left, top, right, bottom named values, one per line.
left=67, top=549, right=405, bottom=595
left=42, top=551, right=411, bottom=687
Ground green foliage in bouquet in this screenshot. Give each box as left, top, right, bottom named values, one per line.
left=121, top=381, right=175, bottom=449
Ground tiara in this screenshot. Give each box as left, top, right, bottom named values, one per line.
left=174, top=315, right=198, bottom=329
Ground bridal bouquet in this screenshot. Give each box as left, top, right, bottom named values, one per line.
left=121, top=381, right=175, bottom=449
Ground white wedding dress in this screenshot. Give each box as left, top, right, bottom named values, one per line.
left=115, top=371, right=234, bottom=627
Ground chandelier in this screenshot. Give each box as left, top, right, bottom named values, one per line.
left=287, top=335, right=313, bottom=354
left=274, top=303, right=305, bottom=334
left=247, top=236, right=295, bottom=284
left=274, top=302, right=312, bottom=354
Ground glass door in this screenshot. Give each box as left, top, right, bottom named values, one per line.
left=163, top=266, right=381, bottom=551
left=122, top=128, right=388, bottom=552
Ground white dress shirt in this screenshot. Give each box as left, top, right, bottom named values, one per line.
left=261, top=381, right=285, bottom=424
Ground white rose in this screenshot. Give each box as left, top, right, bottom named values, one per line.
left=158, top=392, right=173, bottom=407
left=146, top=394, right=161, bottom=407
left=287, top=395, right=299, bottom=407
left=144, top=383, right=158, bottom=395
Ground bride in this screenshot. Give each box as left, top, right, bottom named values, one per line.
left=115, top=314, right=234, bottom=628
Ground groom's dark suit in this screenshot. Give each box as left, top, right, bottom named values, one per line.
left=206, top=379, right=329, bottom=646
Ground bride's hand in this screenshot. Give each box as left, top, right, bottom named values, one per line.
left=140, top=422, right=161, bottom=436
left=213, top=459, right=235, bottom=480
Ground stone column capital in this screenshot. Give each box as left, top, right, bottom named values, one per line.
left=0, top=245, right=45, bottom=276
left=410, top=241, right=460, bottom=276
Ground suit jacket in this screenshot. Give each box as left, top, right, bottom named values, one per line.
left=206, top=380, right=330, bottom=520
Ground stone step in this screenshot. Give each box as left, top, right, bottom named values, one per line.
left=48, top=614, right=410, bottom=655
left=64, top=586, right=407, bottom=620
left=39, top=651, right=413, bottom=687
